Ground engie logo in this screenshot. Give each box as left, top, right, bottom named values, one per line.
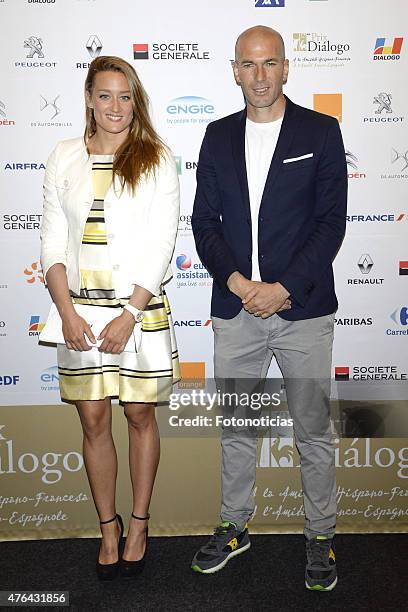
left=176, top=254, right=191, bottom=270
left=28, top=315, right=45, bottom=336
left=166, top=96, right=215, bottom=126
left=373, top=37, right=403, bottom=60
left=40, top=366, right=59, bottom=392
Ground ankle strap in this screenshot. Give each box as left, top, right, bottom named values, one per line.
left=100, top=514, right=117, bottom=525
left=131, top=512, right=150, bottom=521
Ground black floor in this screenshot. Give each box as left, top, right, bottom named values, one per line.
left=1, top=534, right=407, bottom=611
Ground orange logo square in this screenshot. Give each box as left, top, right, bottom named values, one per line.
left=313, top=93, right=342, bottom=123
left=178, top=362, right=206, bottom=389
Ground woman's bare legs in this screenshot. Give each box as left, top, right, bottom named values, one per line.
left=76, top=398, right=120, bottom=564
left=122, top=403, right=160, bottom=561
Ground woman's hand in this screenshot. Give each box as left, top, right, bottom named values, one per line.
left=62, top=311, right=96, bottom=351
left=98, top=310, right=135, bottom=354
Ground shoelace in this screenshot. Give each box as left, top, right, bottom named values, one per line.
left=201, top=525, right=236, bottom=556
left=307, top=539, right=332, bottom=567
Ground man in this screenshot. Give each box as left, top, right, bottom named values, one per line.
left=191, top=26, right=347, bottom=591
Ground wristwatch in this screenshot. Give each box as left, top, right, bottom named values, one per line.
left=123, top=304, right=145, bottom=323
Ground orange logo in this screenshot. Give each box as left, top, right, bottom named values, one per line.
left=178, top=362, right=206, bottom=389
left=24, top=262, right=44, bottom=284
left=313, top=93, right=342, bottom=123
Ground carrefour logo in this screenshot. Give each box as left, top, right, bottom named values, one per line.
left=176, top=254, right=191, bottom=270
left=166, top=96, right=215, bottom=125
left=390, top=307, right=408, bottom=326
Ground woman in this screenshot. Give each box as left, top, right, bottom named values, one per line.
left=40, top=56, right=180, bottom=580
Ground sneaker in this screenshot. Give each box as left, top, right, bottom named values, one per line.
left=305, top=535, right=337, bottom=591
left=191, top=521, right=250, bottom=574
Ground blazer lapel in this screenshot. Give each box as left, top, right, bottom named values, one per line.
left=231, top=109, right=251, bottom=219
left=259, top=96, right=301, bottom=210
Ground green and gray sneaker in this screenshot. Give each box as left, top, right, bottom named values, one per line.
left=191, top=521, right=250, bottom=574
left=305, top=535, right=337, bottom=591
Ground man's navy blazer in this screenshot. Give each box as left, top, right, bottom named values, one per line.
left=192, top=96, right=347, bottom=321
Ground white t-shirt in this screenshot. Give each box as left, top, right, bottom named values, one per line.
left=245, top=116, right=283, bottom=280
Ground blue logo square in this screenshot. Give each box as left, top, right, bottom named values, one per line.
left=255, top=0, right=285, bottom=7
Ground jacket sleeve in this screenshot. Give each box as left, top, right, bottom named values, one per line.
left=278, top=119, right=347, bottom=306
left=192, top=126, right=238, bottom=294
left=131, top=150, right=180, bottom=296
left=40, top=143, right=69, bottom=281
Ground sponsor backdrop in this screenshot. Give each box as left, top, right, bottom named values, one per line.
left=0, top=0, right=407, bottom=539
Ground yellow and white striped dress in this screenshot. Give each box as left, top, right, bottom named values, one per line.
left=57, top=155, right=180, bottom=403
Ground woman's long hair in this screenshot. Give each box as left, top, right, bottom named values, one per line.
left=84, top=56, right=165, bottom=193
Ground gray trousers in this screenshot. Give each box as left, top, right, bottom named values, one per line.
left=213, top=309, right=336, bottom=539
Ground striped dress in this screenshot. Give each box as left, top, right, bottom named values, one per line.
left=57, top=155, right=180, bottom=403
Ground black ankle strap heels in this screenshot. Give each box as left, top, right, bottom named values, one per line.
left=120, top=513, right=150, bottom=578
left=96, top=513, right=124, bottom=581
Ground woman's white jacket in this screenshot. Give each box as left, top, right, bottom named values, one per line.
left=40, top=137, right=180, bottom=297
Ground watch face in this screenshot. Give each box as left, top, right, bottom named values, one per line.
left=135, top=311, right=144, bottom=323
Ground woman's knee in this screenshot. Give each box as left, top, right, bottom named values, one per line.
left=124, top=403, right=156, bottom=431
left=77, top=402, right=111, bottom=441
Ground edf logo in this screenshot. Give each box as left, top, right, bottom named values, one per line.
left=255, top=0, right=285, bottom=7
left=0, top=375, right=20, bottom=386
left=390, top=307, right=408, bottom=326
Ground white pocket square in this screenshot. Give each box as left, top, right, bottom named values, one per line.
left=283, top=153, right=314, bottom=164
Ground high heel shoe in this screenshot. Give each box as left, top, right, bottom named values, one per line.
left=120, top=513, right=150, bottom=578
left=96, top=514, right=124, bottom=581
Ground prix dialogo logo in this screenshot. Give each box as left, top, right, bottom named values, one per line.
left=166, top=96, right=215, bottom=126
left=255, top=0, right=285, bottom=6
left=373, top=37, right=403, bottom=61
left=313, top=93, right=342, bottom=122
left=292, top=33, right=351, bottom=69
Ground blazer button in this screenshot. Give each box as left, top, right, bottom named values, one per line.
left=247, top=254, right=251, bottom=261
left=113, top=264, right=120, bottom=271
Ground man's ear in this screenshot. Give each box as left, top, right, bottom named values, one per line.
left=232, top=61, right=241, bottom=86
